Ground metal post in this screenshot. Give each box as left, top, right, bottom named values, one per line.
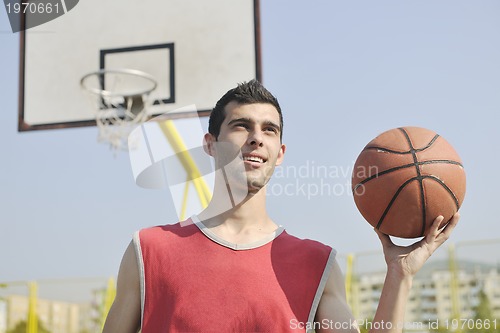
left=101, top=277, right=116, bottom=331
left=27, top=281, right=38, bottom=333
left=180, top=179, right=191, bottom=220
left=345, top=254, right=354, bottom=308
left=158, top=120, right=212, bottom=208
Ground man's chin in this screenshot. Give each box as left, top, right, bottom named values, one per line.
left=246, top=185, right=262, bottom=195
left=247, top=178, right=269, bottom=193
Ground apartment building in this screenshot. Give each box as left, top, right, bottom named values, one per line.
left=1, top=295, right=97, bottom=333
left=354, top=260, right=500, bottom=327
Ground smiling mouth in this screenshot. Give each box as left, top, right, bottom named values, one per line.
left=243, top=156, right=265, bottom=164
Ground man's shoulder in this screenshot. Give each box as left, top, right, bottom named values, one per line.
left=277, top=230, right=335, bottom=257
left=136, top=218, right=199, bottom=243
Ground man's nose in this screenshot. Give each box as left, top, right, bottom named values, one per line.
left=247, top=129, right=264, bottom=147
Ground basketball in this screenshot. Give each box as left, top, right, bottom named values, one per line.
left=351, top=127, right=466, bottom=238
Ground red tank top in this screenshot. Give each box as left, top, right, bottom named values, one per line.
left=134, top=216, right=335, bottom=332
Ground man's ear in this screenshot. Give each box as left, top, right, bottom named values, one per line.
left=203, top=133, right=216, bottom=156
left=275, top=144, right=286, bottom=166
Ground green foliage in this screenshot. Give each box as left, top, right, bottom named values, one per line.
left=6, top=318, right=51, bottom=333
left=474, top=290, right=493, bottom=320
left=358, top=318, right=373, bottom=333
left=431, top=289, right=500, bottom=333
left=359, top=325, right=369, bottom=333
left=468, top=289, right=500, bottom=333
left=429, top=325, right=451, bottom=333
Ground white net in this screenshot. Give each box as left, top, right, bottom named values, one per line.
left=94, top=93, right=151, bottom=150
left=81, top=69, right=157, bottom=151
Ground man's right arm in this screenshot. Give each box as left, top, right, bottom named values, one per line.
left=102, top=241, right=141, bottom=333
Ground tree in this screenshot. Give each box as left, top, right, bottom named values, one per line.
left=429, top=325, right=450, bottom=333
left=6, top=318, right=52, bottom=333
left=358, top=318, right=373, bottom=333
left=468, top=289, right=499, bottom=333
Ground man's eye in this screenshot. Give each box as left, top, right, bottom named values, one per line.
left=265, top=127, right=278, bottom=133
left=235, top=123, right=249, bottom=128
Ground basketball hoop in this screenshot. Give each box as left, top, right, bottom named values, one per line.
left=80, top=68, right=158, bottom=150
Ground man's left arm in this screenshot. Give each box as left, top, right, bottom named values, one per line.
left=315, top=213, right=460, bottom=333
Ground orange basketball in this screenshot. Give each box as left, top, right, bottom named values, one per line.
left=351, top=127, right=466, bottom=238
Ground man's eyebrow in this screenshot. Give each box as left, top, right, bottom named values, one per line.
left=227, top=118, right=281, bottom=132
left=263, top=120, right=281, bottom=132
left=227, top=117, right=252, bottom=126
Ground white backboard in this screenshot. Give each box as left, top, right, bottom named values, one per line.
left=18, top=0, right=261, bottom=131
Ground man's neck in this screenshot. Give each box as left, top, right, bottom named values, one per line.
left=197, top=185, right=279, bottom=244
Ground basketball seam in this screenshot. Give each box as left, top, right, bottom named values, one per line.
left=399, top=127, right=426, bottom=237
left=354, top=128, right=464, bottom=237
left=422, top=175, right=460, bottom=210
left=376, top=177, right=418, bottom=229
left=364, top=134, right=440, bottom=155
left=355, top=161, right=463, bottom=236
left=352, top=160, right=463, bottom=192
left=372, top=173, right=462, bottom=232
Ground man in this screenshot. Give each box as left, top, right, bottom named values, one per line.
left=103, top=80, right=459, bottom=332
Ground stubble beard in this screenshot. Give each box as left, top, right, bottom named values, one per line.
left=245, top=164, right=275, bottom=194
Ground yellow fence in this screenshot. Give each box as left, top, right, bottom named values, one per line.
left=341, top=239, right=500, bottom=332
left=0, top=277, right=114, bottom=333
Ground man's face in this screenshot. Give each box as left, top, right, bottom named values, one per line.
left=206, top=101, right=286, bottom=193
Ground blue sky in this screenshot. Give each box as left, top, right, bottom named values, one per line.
left=1, top=0, right=500, bottom=284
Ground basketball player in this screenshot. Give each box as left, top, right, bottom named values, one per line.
left=102, top=80, right=459, bottom=333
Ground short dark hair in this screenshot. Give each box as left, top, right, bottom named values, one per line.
left=208, top=80, right=283, bottom=141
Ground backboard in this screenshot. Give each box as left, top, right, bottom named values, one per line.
left=18, top=0, right=261, bottom=131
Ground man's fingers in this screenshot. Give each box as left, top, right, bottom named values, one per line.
left=424, top=215, right=443, bottom=244
left=437, top=213, right=460, bottom=240
left=374, top=228, right=393, bottom=248
left=433, top=215, right=445, bottom=232
left=427, top=213, right=460, bottom=248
